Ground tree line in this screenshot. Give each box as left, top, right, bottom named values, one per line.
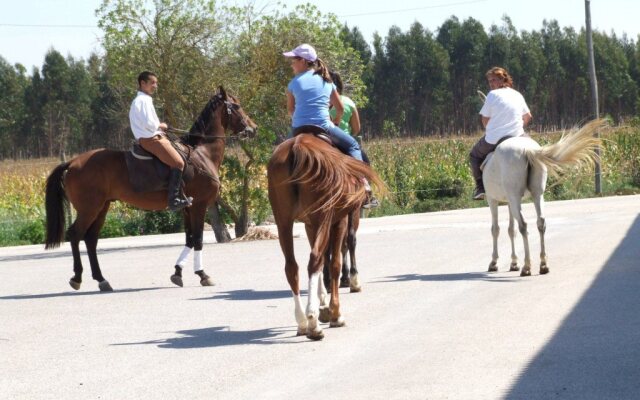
left=2, top=5, right=639, bottom=160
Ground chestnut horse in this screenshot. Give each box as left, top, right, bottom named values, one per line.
left=267, top=134, right=383, bottom=340
left=45, top=87, right=257, bottom=291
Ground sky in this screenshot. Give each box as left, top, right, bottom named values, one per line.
left=1, top=0, right=639, bottom=72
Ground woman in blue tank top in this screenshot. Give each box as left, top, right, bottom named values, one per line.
left=283, top=43, right=363, bottom=161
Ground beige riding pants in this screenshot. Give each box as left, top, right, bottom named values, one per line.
left=138, top=134, right=184, bottom=170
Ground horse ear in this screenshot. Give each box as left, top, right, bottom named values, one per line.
left=218, top=86, right=227, bottom=99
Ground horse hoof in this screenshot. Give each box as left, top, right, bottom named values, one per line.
left=318, top=306, right=331, bottom=323
left=296, top=328, right=307, bottom=337
left=540, top=266, right=550, bottom=275
left=509, top=263, right=520, bottom=272
left=488, top=263, right=498, bottom=272
left=98, top=280, right=113, bottom=292
left=520, top=269, right=531, bottom=277
left=350, top=285, right=362, bottom=293
left=170, top=274, right=183, bottom=287
left=330, top=317, right=346, bottom=328
left=200, top=277, right=215, bottom=286
left=69, top=279, right=81, bottom=291
left=306, top=329, right=324, bottom=341
left=340, top=278, right=350, bottom=288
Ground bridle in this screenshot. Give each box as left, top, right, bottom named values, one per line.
left=167, top=94, right=252, bottom=143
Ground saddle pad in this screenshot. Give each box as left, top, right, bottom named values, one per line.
left=124, top=147, right=171, bottom=192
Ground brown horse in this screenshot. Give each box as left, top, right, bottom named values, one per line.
left=45, top=87, right=257, bottom=291
left=267, top=134, right=383, bottom=340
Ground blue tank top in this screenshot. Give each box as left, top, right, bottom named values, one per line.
left=287, top=70, right=332, bottom=128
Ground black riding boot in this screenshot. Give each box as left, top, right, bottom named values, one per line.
left=168, top=168, right=191, bottom=211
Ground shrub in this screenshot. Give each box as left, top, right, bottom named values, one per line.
left=17, top=219, right=45, bottom=244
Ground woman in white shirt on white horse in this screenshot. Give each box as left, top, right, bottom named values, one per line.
left=470, top=66, right=532, bottom=200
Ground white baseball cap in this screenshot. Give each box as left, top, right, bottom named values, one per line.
left=282, top=43, right=317, bottom=62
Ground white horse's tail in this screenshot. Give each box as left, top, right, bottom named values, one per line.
left=526, top=119, right=605, bottom=178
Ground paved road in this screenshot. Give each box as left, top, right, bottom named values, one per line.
left=1, top=195, right=639, bottom=399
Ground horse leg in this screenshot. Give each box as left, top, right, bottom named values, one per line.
left=305, top=218, right=333, bottom=340
left=68, top=225, right=83, bottom=290
left=340, top=239, right=350, bottom=288
left=533, top=194, right=548, bottom=274
left=328, top=219, right=348, bottom=327
left=346, top=216, right=361, bottom=292
left=487, top=198, right=500, bottom=272
left=307, top=225, right=328, bottom=310
left=507, top=204, right=520, bottom=272
left=276, top=219, right=306, bottom=336
left=171, top=211, right=193, bottom=287
left=67, top=207, right=103, bottom=290
left=509, top=197, right=531, bottom=276
left=190, top=204, right=213, bottom=286
left=322, top=246, right=331, bottom=293
left=84, top=203, right=113, bottom=292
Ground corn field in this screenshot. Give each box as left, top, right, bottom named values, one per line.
left=1, top=125, right=639, bottom=246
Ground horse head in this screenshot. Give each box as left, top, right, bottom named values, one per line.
left=188, top=87, right=257, bottom=143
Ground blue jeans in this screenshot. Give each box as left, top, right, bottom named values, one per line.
left=324, top=123, right=363, bottom=161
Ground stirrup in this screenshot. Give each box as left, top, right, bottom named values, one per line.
left=169, top=197, right=191, bottom=211
left=362, top=194, right=379, bottom=209
left=472, top=188, right=485, bottom=200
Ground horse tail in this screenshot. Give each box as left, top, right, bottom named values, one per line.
left=45, top=161, right=71, bottom=249
left=525, top=119, right=604, bottom=178
left=289, top=135, right=385, bottom=217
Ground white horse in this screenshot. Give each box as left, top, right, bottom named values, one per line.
left=481, top=119, right=603, bottom=276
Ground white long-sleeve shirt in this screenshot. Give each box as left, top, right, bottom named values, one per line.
left=129, top=91, right=163, bottom=140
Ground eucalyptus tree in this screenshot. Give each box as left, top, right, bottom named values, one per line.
left=591, top=31, right=638, bottom=121
left=0, top=58, right=28, bottom=158
left=437, top=16, right=488, bottom=133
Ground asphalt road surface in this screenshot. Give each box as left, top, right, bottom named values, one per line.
left=1, top=195, right=639, bottom=399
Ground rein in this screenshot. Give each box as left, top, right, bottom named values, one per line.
left=166, top=127, right=228, bottom=143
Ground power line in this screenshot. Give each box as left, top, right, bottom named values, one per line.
left=0, top=23, right=97, bottom=28
left=337, top=0, right=488, bottom=18
left=0, top=0, right=489, bottom=29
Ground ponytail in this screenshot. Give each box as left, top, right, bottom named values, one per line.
left=313, top=58, right=333, bottom=83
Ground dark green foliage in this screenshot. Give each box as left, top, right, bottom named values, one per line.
left=17, top=219, right=45, bottom=244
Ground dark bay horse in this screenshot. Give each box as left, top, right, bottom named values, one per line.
left=323, top=207, right=362, bottom=293
left=267, top=134, right=384, bottom=340
left=45, top=87, right=257, bottom=291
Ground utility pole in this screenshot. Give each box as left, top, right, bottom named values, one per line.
left=585, top=0, right=602, bottom=193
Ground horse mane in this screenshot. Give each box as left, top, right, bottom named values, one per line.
left=181, top=95, right=224, bottom=147
left=286, top=135, right=385, bottom=218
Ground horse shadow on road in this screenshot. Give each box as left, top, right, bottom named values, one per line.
left=376, top=271, right=519, bottom=283
left=112, top=325, right=294, bottom=349
left=505, top=214, right=640, bottom=399
left=191, top=289, right=305, bottom=302
left=0, top=287, right=164, bottom=300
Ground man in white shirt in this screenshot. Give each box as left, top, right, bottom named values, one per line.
left=470, top=67, right=532, bottom=200
left=129, top=71, right=191, bottom=211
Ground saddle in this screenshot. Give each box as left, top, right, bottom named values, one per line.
left=292, top=125, right=333, bottom=146
left=480, top=135, right=516, bottom=172
left=124, top=141, right=195, bottom=193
